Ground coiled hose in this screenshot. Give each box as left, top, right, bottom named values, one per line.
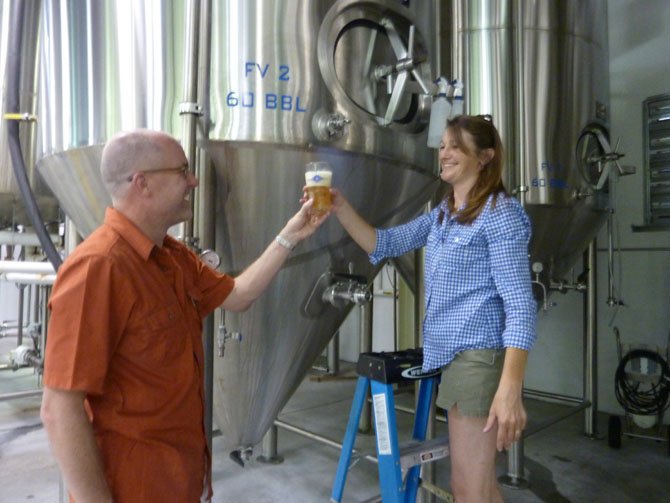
left=614, top=349, right=670, bottom=416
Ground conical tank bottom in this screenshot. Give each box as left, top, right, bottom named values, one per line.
left=36, top=146, right=110, bottom=238
left=207, top=142, right=438, bottom=450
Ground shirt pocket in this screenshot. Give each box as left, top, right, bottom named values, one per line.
left=445, top=228, right=487, bottom=270
left=122, top=303, right=185, bottom=364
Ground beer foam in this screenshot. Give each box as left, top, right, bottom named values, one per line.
left=304, top=170, right=332, bottom=187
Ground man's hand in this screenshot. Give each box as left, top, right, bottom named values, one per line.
left=280, top=197, right=330, bottom=245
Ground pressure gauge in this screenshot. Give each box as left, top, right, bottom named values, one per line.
left=199, top=249, right=221, bottom=270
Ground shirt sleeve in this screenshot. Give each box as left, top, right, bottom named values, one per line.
left=44, top=255, right=134, bottom=394
left=369, top=210, right=437, bottom=265
left=192, top=257, right=235, bottom=317
left=486, top=197, right=537, bottom=351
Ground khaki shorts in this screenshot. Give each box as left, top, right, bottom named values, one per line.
left=435, top=349, right=505, bottom=417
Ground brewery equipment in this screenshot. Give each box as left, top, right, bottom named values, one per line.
left=451, top=0, right=611, bottom=289
left=34, top=0, right=440, bottom=453
left=20, top=0, right=614, bottom=463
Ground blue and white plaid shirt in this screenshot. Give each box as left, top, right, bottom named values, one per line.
left=370, top=193, right=537, bottom=371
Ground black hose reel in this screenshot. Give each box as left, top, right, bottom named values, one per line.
left=608, top=348, right=670, bottom=454
left=614, top=349, right=670, bottom=417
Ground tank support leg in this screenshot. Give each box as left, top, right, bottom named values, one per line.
left=257, top=424, right=284, bottom=464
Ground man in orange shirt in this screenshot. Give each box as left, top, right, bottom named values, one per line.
left=40, top=129, right=327, bottom=502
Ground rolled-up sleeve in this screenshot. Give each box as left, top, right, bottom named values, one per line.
left=487, top=201, right=537, bottom=350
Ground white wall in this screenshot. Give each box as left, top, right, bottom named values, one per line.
left=525, top=0, right=670, bottom=419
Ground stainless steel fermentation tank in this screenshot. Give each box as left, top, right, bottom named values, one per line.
left=34, top=0, right=439, bottom=451
left=14, top=0, right=610, bottom=455
left=0, top=0, right=58, bottom=230
left=451, top=0, right=610, bottom=285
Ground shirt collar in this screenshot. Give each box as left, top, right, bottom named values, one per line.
left=104, top=207, right=161, bottom=261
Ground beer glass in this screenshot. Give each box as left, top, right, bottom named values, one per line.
left=304, top=161, right=332, bottom=216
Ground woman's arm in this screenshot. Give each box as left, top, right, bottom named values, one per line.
left=483, top=347, right=529, bottom=451
left=330, top=188, right=376, bottom=253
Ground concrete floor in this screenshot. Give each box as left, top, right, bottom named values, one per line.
left=1, top=361, right=670, bottom=502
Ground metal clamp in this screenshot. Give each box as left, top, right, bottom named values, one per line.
left=312, top=110, right=351, bottom=141
left=3, top=113, right=37, bottom=122
left=178, top=102, right=204, bottom=116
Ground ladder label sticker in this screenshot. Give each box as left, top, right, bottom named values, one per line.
left=372, top=393, right=392, bottom=455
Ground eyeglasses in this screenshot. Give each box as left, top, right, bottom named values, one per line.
left=126, top=164, right=190, bottom=182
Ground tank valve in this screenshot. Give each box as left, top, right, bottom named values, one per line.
left=322, top=276, right=372, bottom=308
left=229, top=446, right=253, bottom=467
left=217, top=324, right=242, bottom=358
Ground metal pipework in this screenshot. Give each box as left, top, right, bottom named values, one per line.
left=549, top=278, right=587, bottom=293
left=530, top=262, right=549, bottom=311
left=9, top=344, right=41, bottom=370
left=0, top=231, right=60, bottom=247
left=2, top=272, right=56, bottom=285
left=0, top=261, right=56, bottom=274
left=175, top=0, right=202, bottom=246
left=216, top=317, right=242, bottom=358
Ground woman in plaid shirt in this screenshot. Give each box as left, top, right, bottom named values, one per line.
left=331, top=114, right=537, bottom=502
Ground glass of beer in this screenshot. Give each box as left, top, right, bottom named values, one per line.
left=304, top=161, right=332, bottom=216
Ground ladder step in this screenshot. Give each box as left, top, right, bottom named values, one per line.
left=399, top=436, right=449, bottom=470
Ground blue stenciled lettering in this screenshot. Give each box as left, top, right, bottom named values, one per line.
left=266, top=93, right=277, bottom=109
left=532, top=177, right=568, bottom=189
left=541, top=161, right=565, bottom=174
left=257, top=63, right=270, bottom=78
left=279, top=65, right=290, bottom=81
left=244, top=62, right=255, bottom=77
left=549, top=178, right=568, bottom=189
left=241, top=92, right=254, bottom=108
left=225, top=91, right=307, bottom=113
left=244, top=61, right=271, bottom=78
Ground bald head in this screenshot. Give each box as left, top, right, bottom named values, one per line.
left=100, top=129, right=183, bottom=202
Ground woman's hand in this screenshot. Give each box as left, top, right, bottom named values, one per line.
left=484, top=380, right=527, bottom=451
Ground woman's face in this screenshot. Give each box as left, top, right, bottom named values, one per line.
left=438, top=128, right=482, bottom=190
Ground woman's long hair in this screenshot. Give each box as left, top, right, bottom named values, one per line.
left=442, top=114, right=507, bottom=224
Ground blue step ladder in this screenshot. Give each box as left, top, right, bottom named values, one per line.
left=330, top=349, right=450, bottom=503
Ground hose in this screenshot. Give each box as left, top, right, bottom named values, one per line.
left=614, top=349, right=670, bottom=416
left=4, top=0, right=63, bottom=270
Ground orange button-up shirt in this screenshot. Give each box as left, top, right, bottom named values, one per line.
left=44, top=208, right=234, bottom=502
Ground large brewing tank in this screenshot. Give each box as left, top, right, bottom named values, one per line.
left=452, top=0, right=610, bottom=285
left=36, top=0, right=190, bottom=237
left=0, top=0, right=58, bottom=230
left=35, top=0, right=440, bottom=451
left=207, top=0, right=438, bottom=449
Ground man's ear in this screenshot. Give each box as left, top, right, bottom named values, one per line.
left=128, top=172, right=148, bottom=191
